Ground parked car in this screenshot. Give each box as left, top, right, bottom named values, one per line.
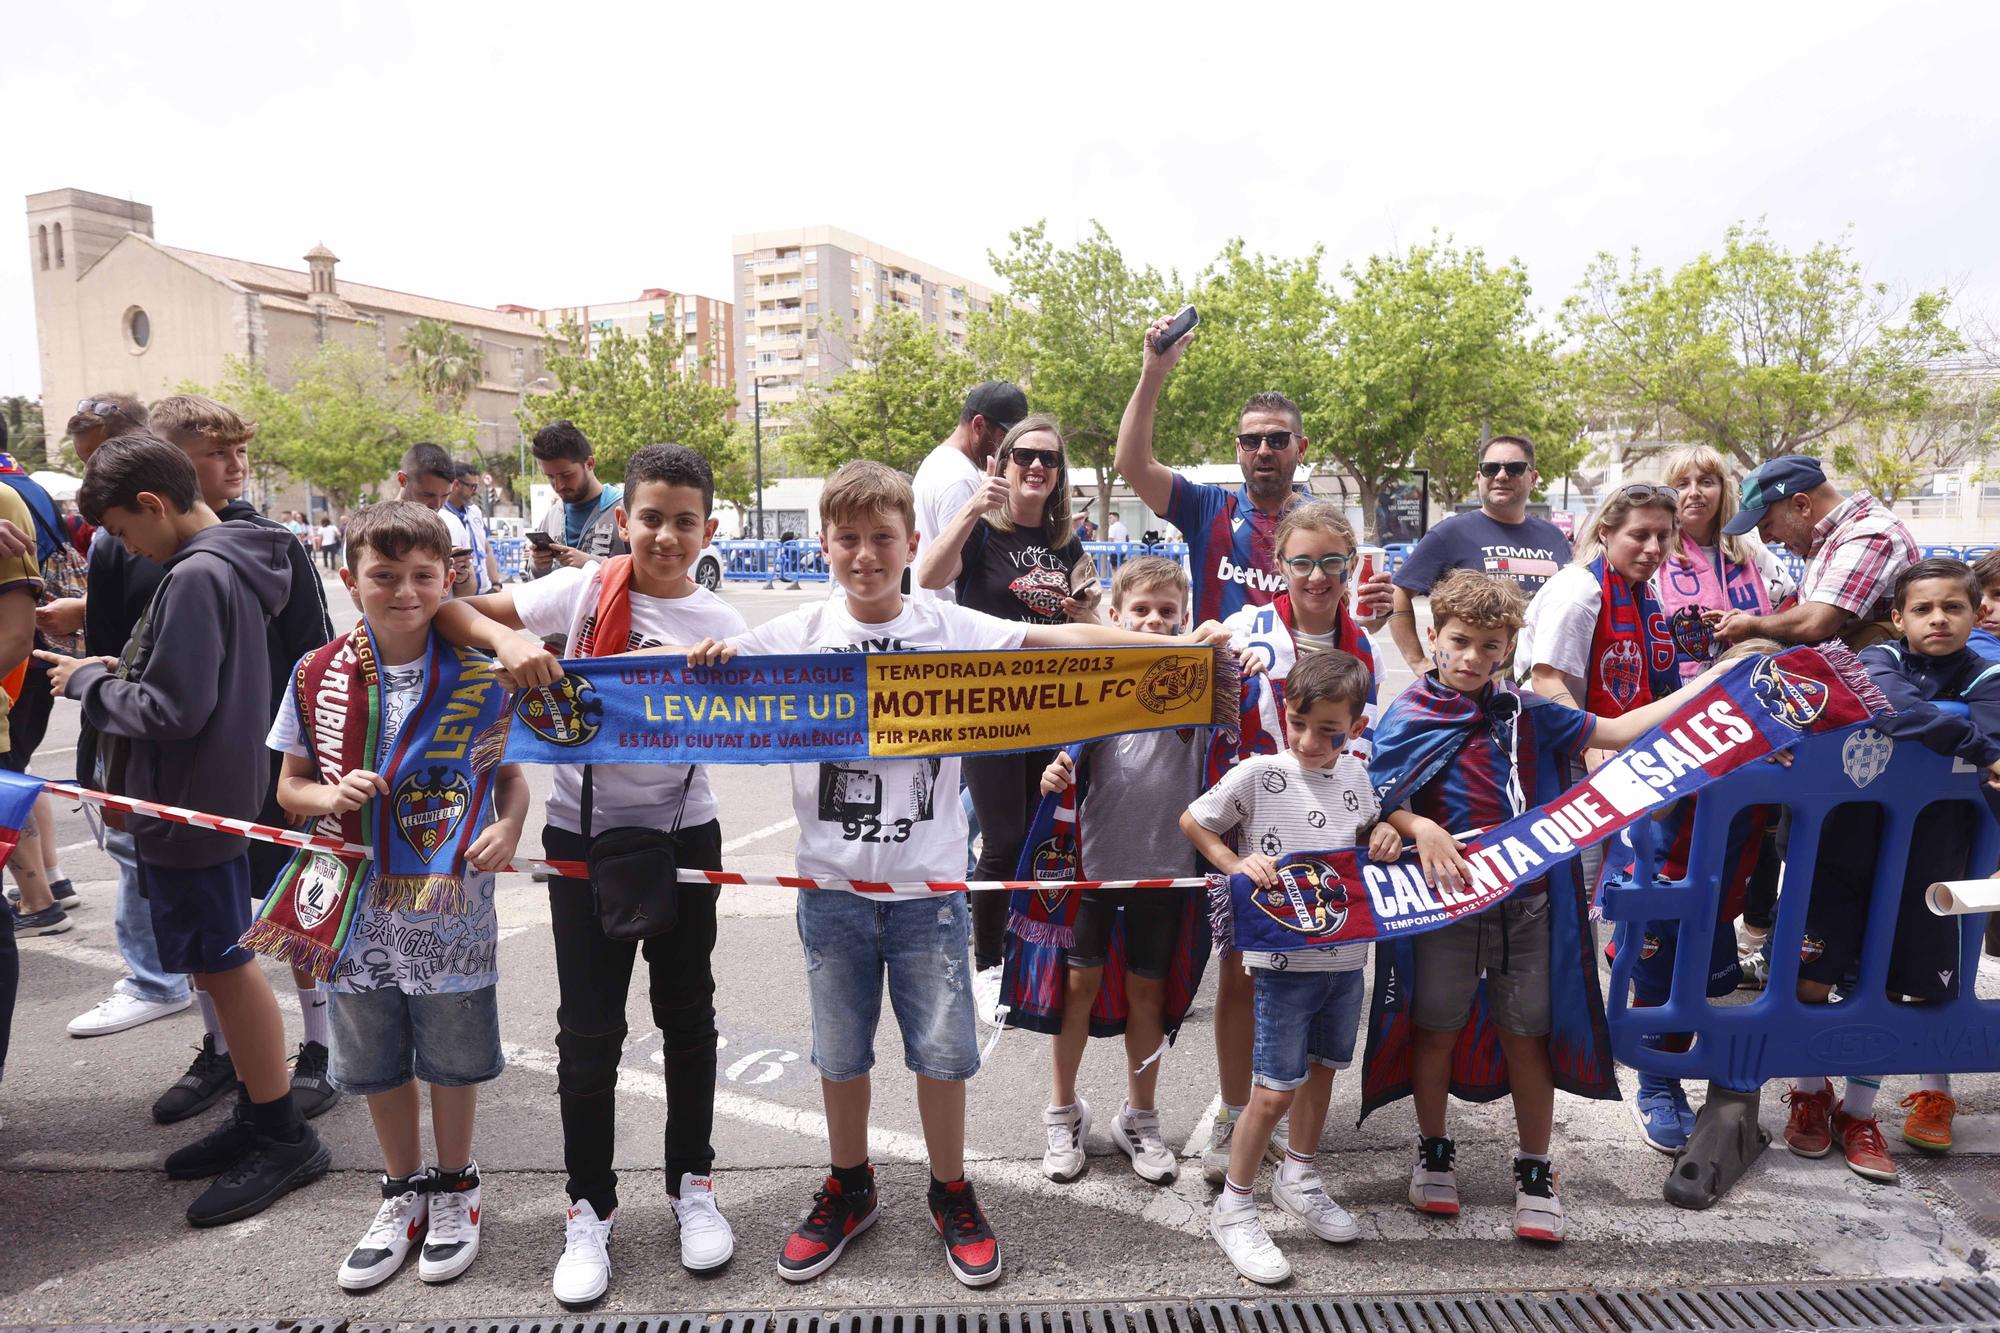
left=694, top=542, right=723, bottom=590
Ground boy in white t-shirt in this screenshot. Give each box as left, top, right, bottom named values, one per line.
left=1180, top=650, right=1404, bottom=1285
left=437, top=445, right=745, bottom=1308
left=685, top=460, right=1230, bottom=1290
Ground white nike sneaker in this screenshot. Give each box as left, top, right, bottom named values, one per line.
left=1272, top=1171, right=1360, bottom=1243
left=1114, top=1104, right=1177, bottom=1183
left=1201, top=1105, right=1239, bottom=1185
left=552, top=1198, right=614, bottom=1307
left=68, top=989, right=191, bottom=1038
left=419, top=1163, right=482, bottom=1283
left=337, top=1173, right=429, bottom=1290
left=1209, top=1199, right=1289, bottom=1284
left=673, top=1172, right=735, bottom=1271
left=1513, top=1156, right=1565, bottom=1243
left=1043, top=1100, right=1091, bottom=1182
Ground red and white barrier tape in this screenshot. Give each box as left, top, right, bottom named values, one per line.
left=39, top=779, right=1207, bottom=895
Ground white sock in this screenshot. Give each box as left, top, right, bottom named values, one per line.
left=1515, top=1150, right=1552, bottom=1166
left=1219, top=1177, right=1256, bottom=1212
left=1123, top=1102, right=1153, bottom=1121
left=1919, top=1072, right=1953, bottom=1095
left=297, top=985, right=330, bottom=1047
left=45, top=860, right=63, bottom=884
left=196, top=990, right=227, bottom=1056
left=1843, top=1076, right=1881, bottom=1119
left=1796, top=1075, right=1829, bottom=1095
left=1278, top=1148, right=1314, bottom=1185
left=1220, top=1100, right=1246, bottom=1117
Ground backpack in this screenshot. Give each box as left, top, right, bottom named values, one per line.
left=0, top=458, right=88, bottom=656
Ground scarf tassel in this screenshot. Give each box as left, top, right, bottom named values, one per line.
left=237, top=918, right=341, bottom=983
left=1816, top=639, right=1893, bottom=716
left=1204, top=873, right=1234, bottom=953
left=469, top=714, right=512, bottom=775
left=373, top=874, right=471, bottom=916
left=1007, top=911, right=1074, bottom=949
left=1211, top=650, right=1241, bottom=733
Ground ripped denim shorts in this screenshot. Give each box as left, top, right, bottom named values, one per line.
left=794, top=889, right=979, bottom=1082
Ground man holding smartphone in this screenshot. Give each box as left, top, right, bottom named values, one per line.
left=527, top=420, right=626, bottom=580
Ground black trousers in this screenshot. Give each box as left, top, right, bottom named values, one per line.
left=544, top=820, right=722, bottom=1216
left=0, top=899, right=15, bottom=1082
left=963, top=749, right=1055, bottom=969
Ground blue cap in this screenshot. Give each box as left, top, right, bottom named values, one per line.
left=1722, top=455, right=1826, bottom=536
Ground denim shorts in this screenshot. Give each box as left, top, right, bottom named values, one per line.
left=327, top=984, right=505, bottom=1095
left=1251, top=967, right=1365, bottom=1090
left=795, top=890, right=979, bottom=1083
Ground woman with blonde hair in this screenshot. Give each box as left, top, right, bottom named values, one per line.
left=1656, top=445, right=1792, bottom=685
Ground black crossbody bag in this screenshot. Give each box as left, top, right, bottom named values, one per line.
left=581, top=764, right=695, bottom=941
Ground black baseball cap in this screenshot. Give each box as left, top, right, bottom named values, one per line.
left=962, top=382, right=1027, bottom=432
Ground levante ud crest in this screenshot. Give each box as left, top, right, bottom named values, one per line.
left=1031, top=837, right=1080, bottom=911
left=1667, top=606, right=1717, bottom=663
left=1599, top=640, right=1644, bottom=707
left=516, top=672, right=604, bottom=747
left=1252, top=858, right=1350, bottom=936
left=1750, top=656, right=1828, bottom=730
left=394, top=765, right=472, bottom=862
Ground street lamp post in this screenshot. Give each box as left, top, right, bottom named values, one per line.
left=754, top=378, right=772, bottom=589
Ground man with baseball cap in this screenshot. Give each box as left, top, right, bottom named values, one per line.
left=1712, top=453, right=1916, bottom=650
left=911, top=381, right=1027, bottom=604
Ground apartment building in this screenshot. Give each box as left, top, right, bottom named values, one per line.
left=730, top=226, right=995, bottom=427
left=503, top=288, right=735, bottom=393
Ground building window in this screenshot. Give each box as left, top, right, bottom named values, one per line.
left=36, top=225, right=48, bottom=271
left=53, top=223, right=65, bottom=269
left=124, top=306, right=151, bottom=352
left=805, top=303, right=817, bottom=315
left=805, top=277, right=817, bottom=290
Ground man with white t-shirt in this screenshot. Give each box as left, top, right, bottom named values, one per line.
left=910, top=382, right=1026, bottom=602
left=437, top=444, right=741, bottom=1307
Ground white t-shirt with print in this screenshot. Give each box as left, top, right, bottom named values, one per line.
left=1515, top=563, right=1599, bottom=700
left=510, top=562, right=749, bottom=835
left=268, top=655, right=499, bottom=996
left=729, top=597, right=1026, bottom=893
left=1186, top=750, right=1379, bottom=972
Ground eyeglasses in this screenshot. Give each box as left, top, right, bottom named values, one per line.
left=1236, top=431, right=1297, bottom=453
left=1615, top=484, right=1680, bottom=504
left=75, top=398, right=124, bottom=417
left=1479, top=460, right=1530, bottom=478
left=1283, top=553, right=1351, bottom=578
left=1008, top=447, right=1063, bottom=470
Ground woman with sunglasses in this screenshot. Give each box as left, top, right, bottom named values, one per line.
left=917, top=416, right=1102, bottom=996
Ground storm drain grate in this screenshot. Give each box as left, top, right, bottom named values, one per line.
left=34, top=1281, right=2000, bottom=1333
left=1908, top=1153, right=2000, bottom=1247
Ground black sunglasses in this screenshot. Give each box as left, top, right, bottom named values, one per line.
left=1236, top=431, right=1297, bottom=453
left=1614, top=483, right=1680, bottom=504
left=1479, top=460, right=1529, bottom=478
left=1008, top=447, right=1063, bottom=470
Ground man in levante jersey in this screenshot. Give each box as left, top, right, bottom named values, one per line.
left=1113, top=315, right=1393, bottom=629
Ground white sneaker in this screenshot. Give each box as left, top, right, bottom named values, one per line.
left=1409, top=1136, right=1460, bottom=1216
left=1209, top=1199, right=1289, bottom=1284
left=338, top=1174, right=429, bottom=1291
left=1201, top=1105, right=1239, bottom=1185
left=1114, top=1104, right=1177, bottom=1183
left=973, top=965, right=1004, bottom=1026
left=1043, top=1099, right=1091, bottom=1182
left=1272, top=1171, right=1359, bottom=1243
left=552, top=1198, right=614, bottom=1307
left=673, top=1172, right=735, bottom=1271
left=419, top=1163, right=482, bottom=1283
left=68, top=989, right=191, bottom=1038
left=1266, top=1112, right=1292, bottom=1166
left=1512, top=1156, right=1565, bottom=1243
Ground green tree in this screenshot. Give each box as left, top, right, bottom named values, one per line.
left=1831, top=367, right=2000, bottom=506
left=784, top=310, right=967, bottom=476
left=519, top=318, right=742, bottom=502
left=192, top=338, right=473, bottom=512
left=399, top=318, right=485, bottom=411
left=971, top=221, right=1192, bottom=529
left=1562, top=221, right=1961, bottom=468
left=0, top=397, right=47, bottom=470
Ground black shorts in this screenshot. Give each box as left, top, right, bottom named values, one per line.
left=140, top=852, right=254, bottom=975
left=0, top=661, right=54, bottom=772
left=1799, top=802, right=1970, bottom=1001
left=1068, top=888, right=1183, bottom=980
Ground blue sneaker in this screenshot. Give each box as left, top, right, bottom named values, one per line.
left=1631, top=1074, right=1690, bottom=1153
left=1676, top=1092, right=1699, bottom=1143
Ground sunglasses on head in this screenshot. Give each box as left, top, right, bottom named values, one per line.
left=1236, top=430, right=1297, bottom=453
left=1008, top=447, right=1062, bottom=470
left=1479, top=459, right=1529, bottom=478
left=75, top=398, right=124, bottom=417
left=1615, top=483, right=1680, bottom=504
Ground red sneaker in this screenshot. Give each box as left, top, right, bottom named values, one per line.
left=776, top=1173, right=877, bottom=1282
left=1782, top=1084, right=1834, bottom=1158
left=928, top=1178, right=1001, bottom=1287
left=1833, top=1104, right=1898, bottom=1184
left=1900, top=1090, right=1957, bottom=1153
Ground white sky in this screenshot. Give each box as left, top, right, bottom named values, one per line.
left=5, top=0, right=1997, bottom=401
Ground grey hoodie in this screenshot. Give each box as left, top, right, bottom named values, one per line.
left=67, top=521, right=294, bottom=868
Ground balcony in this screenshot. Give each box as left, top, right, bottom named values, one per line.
left=753, top=254, right=803, bottom=275
left=759, top=335, right=802, bottom=356
left=758, top=280, right=802, bottom=298
left=755, top=383, right=801, bottom=405
left=753, top=358, right=805, bottom=379
left=753, top=306, right=804, bottom=327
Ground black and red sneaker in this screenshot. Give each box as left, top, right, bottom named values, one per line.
left=928, top=1178, right=1001, bottom=1287
left=776, top=1173, right=877, bottom=1282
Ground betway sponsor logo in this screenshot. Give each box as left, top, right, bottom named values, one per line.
left=1215, top=554, right=1287, bottom=593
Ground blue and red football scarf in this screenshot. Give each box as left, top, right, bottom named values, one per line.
left=1586, top=556, right=1663, bottom=715
left=0, top=767, right=45, bottom=872
left=998, top=741, right=1211, bottom=1040
left=240, top=622, right=508, bottom=980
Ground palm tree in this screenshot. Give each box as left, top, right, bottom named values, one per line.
left=400, top=318, right=484, bottom=410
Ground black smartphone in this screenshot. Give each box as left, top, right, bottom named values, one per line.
left=1153, top=304, right=1199, bottom=355
left=528, top=530, right=555, bottom=550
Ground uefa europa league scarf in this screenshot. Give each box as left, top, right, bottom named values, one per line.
left=239, top=622, right=509, bottom=980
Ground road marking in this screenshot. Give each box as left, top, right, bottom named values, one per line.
left=37, top=935, right=301, bottom=1014
left=721, top=816, right=797, bottom=855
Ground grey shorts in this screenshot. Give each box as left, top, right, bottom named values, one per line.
left=1411, top=894, right=1553, bottom=1037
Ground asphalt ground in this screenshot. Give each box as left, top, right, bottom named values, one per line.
left=0, top=574, right=1992, bottom=1323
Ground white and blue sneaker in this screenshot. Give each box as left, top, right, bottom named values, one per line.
left=1632, top=1074, right=1692, bottom=1153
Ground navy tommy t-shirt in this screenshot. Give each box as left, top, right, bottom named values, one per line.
left=1394, top=511, right=1571, bottom=600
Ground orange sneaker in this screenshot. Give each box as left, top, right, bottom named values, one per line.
left=1782, top=1084, right=1834, bottom=1157
left=1900, top=1090, right=1956, bottom=1153
left=1833, top=1104, right=1897, bottom=1183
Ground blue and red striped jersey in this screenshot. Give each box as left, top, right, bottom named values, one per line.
left=1167, top=476, right=1295, bottom=625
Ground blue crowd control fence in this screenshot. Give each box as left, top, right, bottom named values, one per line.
left=1603, top=703, right=2000, bottom=1092
left=1081, top=541, right=1189, bottom=578
left=494, top=537, right=526, bottom=583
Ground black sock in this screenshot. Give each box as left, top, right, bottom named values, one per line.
left=246, top=1091, right=304, bottom=1142
left=929, top=1173, right=965, bottom=1198
left=832, top=1161, right=873, bottom=1195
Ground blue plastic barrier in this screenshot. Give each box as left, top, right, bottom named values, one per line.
left=494, top=537, right=526, bottom=582
left=1081, top=541, right=1189, bottom=578
left=1604, top=705, right=2000, bottom=1089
